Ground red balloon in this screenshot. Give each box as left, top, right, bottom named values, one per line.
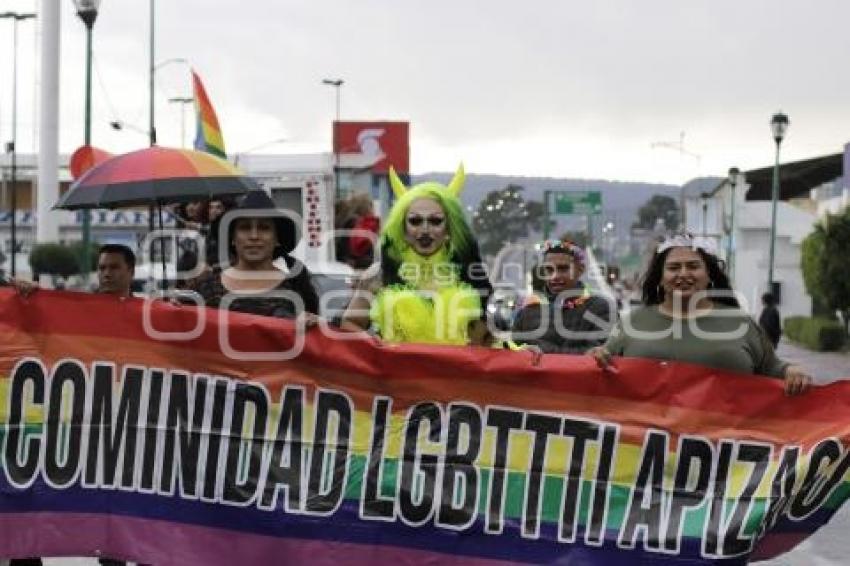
left=69, top=145, right=113, bottom=180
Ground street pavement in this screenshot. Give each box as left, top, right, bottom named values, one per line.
left=776, top=339, right=849, bottom=384
left=761, top=340, right=849, bottom=565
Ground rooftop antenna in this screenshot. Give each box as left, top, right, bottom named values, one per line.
left=650, top=131, right=701, bottom=165
left=650, top=131, right=703, bottom=230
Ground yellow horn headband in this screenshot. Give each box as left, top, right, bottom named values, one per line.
left=388, top=163, right=466, bottom=198
left=447, top=163, right=465, bottom=197
left=388, top=166, right=408, bottom=199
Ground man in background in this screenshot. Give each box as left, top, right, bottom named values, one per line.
left=4, top=243, right=135, bottom=299
left=758, top=292, right=782, bottom=349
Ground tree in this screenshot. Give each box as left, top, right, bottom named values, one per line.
left=472, top=185, right=543, bottom=257
left=800, top=226, right=828, bottom=316
left=632, top=194, right=680, bottom=231
left=801, top=207, right=850, bottom=333
left=68, top=240, right=100, bottom=273
left=29, top=243, right=82, bottom=279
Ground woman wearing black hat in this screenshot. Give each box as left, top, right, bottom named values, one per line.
left=188, top=190, right=319, bottom=319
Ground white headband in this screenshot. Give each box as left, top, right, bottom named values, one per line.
left=656, top=233, right=718, bottom=256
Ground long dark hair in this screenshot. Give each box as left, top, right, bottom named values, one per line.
left=281, top=254, right=319, bottom=315
left=641, top=247, right=738, bottom=307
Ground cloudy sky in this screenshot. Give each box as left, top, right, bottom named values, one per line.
left=2, top=0, right=849, bottom=184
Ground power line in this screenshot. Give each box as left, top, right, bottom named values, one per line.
left=92, top=52, right=120, bottom=123
left=650, top=131, right=701, bottom=165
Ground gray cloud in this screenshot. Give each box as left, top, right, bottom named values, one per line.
left=1, top=0, right=848, bottom=183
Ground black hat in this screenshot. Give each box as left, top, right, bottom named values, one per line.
left=226, top=190, right=299, bottom=258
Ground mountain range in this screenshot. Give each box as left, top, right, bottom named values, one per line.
left=411, top=173, right=683, bottom=237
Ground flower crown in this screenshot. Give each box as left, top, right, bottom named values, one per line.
left=538, top=239, right=587, bottom=265
left=656, top=232, right=718, bottom=256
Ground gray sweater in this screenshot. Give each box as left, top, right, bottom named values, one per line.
left=604, top=305, right=788, bottom=377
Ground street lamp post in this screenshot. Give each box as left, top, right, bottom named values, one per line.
left=147, top=0, right=156, bottom=256
left=145, top=56, right=189, bottom=146
left=0, top=11, right=37, bottom=278
left=149, top=0, right=156, bottom=146
left=168, top=96, right=193, bottom=148
left=110, top=120, right=149, bottom=137
left=112, top=59, right=188, bottom=143
left=726, top=167, right=740, bottom=280
left=322, top=78, right=344, bottom=197
left=146, top=36, right=188, bottom=253
left=74, top=0, right=101, bottom=282
left=233, top=137, right=288, bottom=168
left=767, top=112, right=789, bottom=293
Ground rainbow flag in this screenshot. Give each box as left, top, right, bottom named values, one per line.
left=192, top=69, right=226, bottom=158
left=0, top=289, right=849, bottom=564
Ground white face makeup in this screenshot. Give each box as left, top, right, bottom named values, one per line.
left=404, top=198, right=448, bottom=257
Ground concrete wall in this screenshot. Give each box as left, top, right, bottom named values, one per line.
left=734, top=224, right=811, bottom=317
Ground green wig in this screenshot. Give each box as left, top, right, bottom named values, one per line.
left=380, top=165, right=491, bottom=298
left=383, top=164, right=472, bottom=263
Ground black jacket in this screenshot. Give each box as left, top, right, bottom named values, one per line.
left=511, top=289, right=615, bottom=354
left=758, top=305, right=782, bottom=348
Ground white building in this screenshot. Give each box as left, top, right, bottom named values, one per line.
left=684, top=179, right=814, bottom=317
left=235, top=152, right=383, bottom=269
left=0, top=153, right=174, bottom=278
left=813, top=179, right=849, bottom=217
left=687, top=149, right=849, bottom=319
left=0, top=150, right=394, bottom=280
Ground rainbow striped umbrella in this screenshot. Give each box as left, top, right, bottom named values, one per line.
left=55, top=146, right=259, bottom=210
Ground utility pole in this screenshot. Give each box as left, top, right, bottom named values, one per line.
left=1, top=11, right=37, bottom=277
left=168, top=96, right=193, bottom=148
left=768, top=112, right=789, bottom=293
left=322, top=78, right=344, bottom=197
left=74, top=0, right=102, bottom=281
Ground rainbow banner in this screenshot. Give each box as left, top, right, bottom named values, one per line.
left=192, top=69, right=226, bottom=159
left=1, top=289, right=849, bottom=564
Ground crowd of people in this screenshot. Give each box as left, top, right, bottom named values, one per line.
left=0, top=169, right=818, bottom=565
left=2, top=171, right=814, bottom=399
left=173, top=197, right=236, bottom=283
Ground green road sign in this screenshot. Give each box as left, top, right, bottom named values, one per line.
left=554, top=191, right=602, bottom=215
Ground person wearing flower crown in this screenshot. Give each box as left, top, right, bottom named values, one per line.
left=589, top=232, right=813, bottom=395
left=511, top=238, right=615, bottom=354
left=340, top=164, right=493, bottom=345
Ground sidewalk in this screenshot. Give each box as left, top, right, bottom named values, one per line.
left=743, top=344, right=849, bottom=565
left=776, top=339, right=850, bottom=384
